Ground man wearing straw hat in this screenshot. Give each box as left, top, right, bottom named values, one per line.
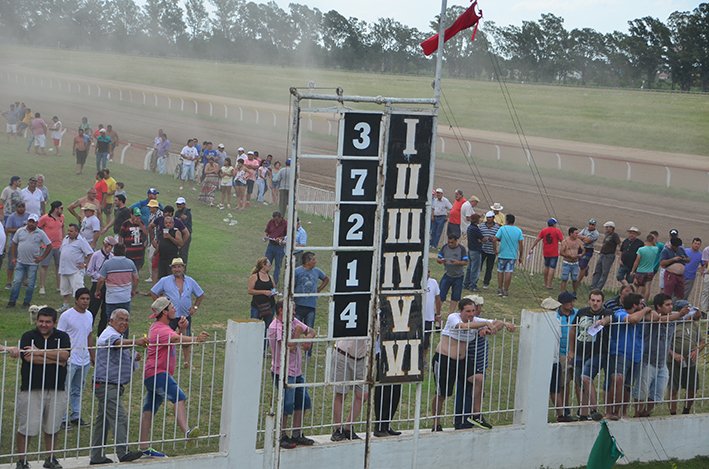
left=489, top=202, right=505, bottom=226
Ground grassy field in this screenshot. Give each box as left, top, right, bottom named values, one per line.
left=2, top=47, right=708, bottom=156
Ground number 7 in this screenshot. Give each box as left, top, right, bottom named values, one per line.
left=350, top=169, right=367, bottom=196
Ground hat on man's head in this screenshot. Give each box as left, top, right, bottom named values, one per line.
left=285, top=158, right=291, bottom=165
left=627, top=227, right=641, bottom=234
left=175, top=197, right=186, bottom=205
left=435, top=188, right=443, bottom=193
left=468, top=195, right=480, bottom=202
left=103, top=236, right=117, bottom=245
left=10, top=104, right=14, bottom=107
left=485, top=211, right=495, bottom=218
left=218, top=143, right=225, bottom=149
left=238, top=147, right=244, bottom=152
left=27, top=213, right=39, bottom=222
left=16, top=201, right=25, bottom=207
left=247, top=151, right=254, bottom=155
left=149, top=297, right=171, bottom=319
left=82, top=203, right=96, bottom=211
left=132, top=207, right=142, bottom=216
left=28, top=176, right=37, bottom=182
left=147, top=199, right=160, bottom=208
left=669, top=229, right=679, bottom=236
left=170, top=257, right=185, bottom=267
left=674, top=300, right=690, bottom=311
left=588, top=219, right=597, bottom=225
left=100, top=128, right=106, bottom=133
left=147, top=188, right=159, bottom=195
left=490, top=203, right=503, bottom=211
left=558, top=291, right=575, bottom=304
left=548, top=218, right=558, bottom=225
left=603, top=221, right=615, bottom=228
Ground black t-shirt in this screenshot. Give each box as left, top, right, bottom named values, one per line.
left=20, top=328, right=71, bottom=391
left=620, top=238, right=644, bottom=266
left=571, top=306, right=612, bottom=361
left=158, top=228, right=180, bottom=261
left=112, top=206, right=132, bottom=235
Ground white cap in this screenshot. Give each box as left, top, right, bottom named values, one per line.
left=485, top=211, right=495, bottom=218
left=175, top=197, right=186, bottom=204
left=27, top=213, right=39, bottom=222
left=238, top=147, right=244, bottom=152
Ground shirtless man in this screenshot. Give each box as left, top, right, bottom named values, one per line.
left=73, top=128, right=89, bottom=175
left=559, top=227, right=584, bottom=296
left=67, top=188, right=99, bottom=223
left=106, top=125, right=119, bottom=161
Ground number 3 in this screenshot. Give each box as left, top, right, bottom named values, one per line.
left=352, top=122, right=371, bottom=150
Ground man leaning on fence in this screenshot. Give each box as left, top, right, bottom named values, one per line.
left=16, top=307, right=71, bottom=469
left=89, top=308, right=147, bottom=465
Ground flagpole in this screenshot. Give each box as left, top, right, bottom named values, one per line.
left=433, top=0, right=448, bottom=104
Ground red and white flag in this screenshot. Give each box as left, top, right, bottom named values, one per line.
left=420, top=1, right=483, bottom=56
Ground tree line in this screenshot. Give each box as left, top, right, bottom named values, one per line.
left=1, top=1, right=708, bottom=91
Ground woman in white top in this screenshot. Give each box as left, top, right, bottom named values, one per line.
left=219, top=157, right=235, bottom=209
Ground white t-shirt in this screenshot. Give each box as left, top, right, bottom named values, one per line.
left=0, top=220, right=6, bottom=256
left=425, top=278, right=440, bottom=322
left=80, top=215, right=100, bottom=243
left=181, top=146, right=198, bottom=167
left=460, top=201, right=475, bottom=232
left=441, top=312, right=480, bottom=343
left=21, top=187, right=43, bottom=216
left=59, top=236, right=94, bottom=275
left=57, top=308, right=94, bottom=366
left=51, top=120, right=63, bottom=140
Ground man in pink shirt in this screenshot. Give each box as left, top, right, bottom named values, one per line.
left=37, top=201, right=65, bottom=294
left=268, top=299, right=316, bottom=449
left=30, top=112, right=48, bottom=155
left=243, top=151, right=260, bottom=207
left=138, top=297, right=209, bottom=458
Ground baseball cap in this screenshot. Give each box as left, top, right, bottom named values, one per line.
left=28, top=176, right=37, bottom=182
left=603, top=221, right=615, bottom=228
left=175, top=197, right=186, bottom=204
left=548, top=218, right=558, bottom=225
left=435, top=188, right=443, bottom=193
left=669, top=229, right=678, bottom=236
left=485, top=211, right=495, bottom=218
left=10, top=104, right=15, bottom=107
left=247, top=151, right=254, bottom=155
left=27, top=213, right=39, bottom=222
left=149, top=297, right=171, bottom=319
left=16, top=201, right=25, bottom=207
left=238, top=147, right=244, bottom=152
left=674, top=300, right=690, bottom=311
left=100, top=128, right=106, bottom=133
left=147, top=188, right=159, bottom=195
left=218, top=143, right=225, bottom=149
left=132, top=207, right=142, bottom=216
left=588, top=219, right=597, bottom=225
left=558, top=291, right=575, bottom=304
left=103, top=236, right=117, bottom=245
left=285, top=158, right=291, bottom=165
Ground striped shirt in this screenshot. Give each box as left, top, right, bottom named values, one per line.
left=478, top=222, right=500, bottom=255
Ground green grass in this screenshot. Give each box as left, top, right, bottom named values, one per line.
left=2, top=46, right=709, bottom=156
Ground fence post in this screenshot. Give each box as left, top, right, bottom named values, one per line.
left=97, top=86, right=101, bottom=97
left=327, top=120, right=332, bottom=135
left=209, top=102, right=213, bottom=117
left=121, top=143, right=132, bottom=165
left=239, top=107, right=243, bottom=121
left=142, top=92, right=146, bottom=105
left=589, top=157, right=595, bottom=176
left=87, top=84, right=90, bottom=96
left=438, top=137, right=445, bottom=154
left=119, top=89, right=122, bottom=101
left=495, top=144, right=500, bottom=160
left=272, top=112, right=276, bottom=127
left=154, top=94, right=158, bottom=107
left=181, top=98, right=184, bottom=112
left=167, top=96, right=171, bottom=109
left=556, top=153, right=561, bottom=170
left=525, top=149, right=531, bottom=166
left=194, top=101, right=198, bottom=114
left=466, top=141, right=472, bottom=157
left=626, top=162, right=632, bottom=181
left=255, top=109, right=259, bottom=124
left=224, top=104, right=228, bottom=119
left=108, top=90, right=111, bottom=100
left=665, top=166, right=671, bottom=187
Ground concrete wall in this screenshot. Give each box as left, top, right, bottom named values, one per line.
left=121, top=314, right=709, bottom=469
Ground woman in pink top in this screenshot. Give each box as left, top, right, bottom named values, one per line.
left=37, top=201, right=65, bottom=294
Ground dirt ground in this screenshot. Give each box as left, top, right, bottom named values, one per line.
left=3, top=67, right=708, bottom=240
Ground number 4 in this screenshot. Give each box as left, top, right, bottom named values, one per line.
left=340, top=302, right=358, bottom=329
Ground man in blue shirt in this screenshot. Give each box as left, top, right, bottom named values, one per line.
left=293, top=252, right=329, bottom=330
left=492, top=214, right=524, bottom=298
left=200, top=142, right=218, bottom=177
left=293, top=218, right=307, bottom=267
left=130, top=188, right=163, bottom=226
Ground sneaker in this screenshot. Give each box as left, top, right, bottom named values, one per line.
left=467, top=415, right=492, bottom=429
left=290, top=434, right=314, bottom=446
left=263, top=202, right=269, bottom=205
left=556, top=415, right=578, bottom=423
left=578, top=414, right=590, bottom=421
left=590, top=410, right=603, bottom=421
left=502, top=291, right=509, bottom=298
left=482, top=284, right=489, bottom=290
left=70, top=418, right=90, bottom=427
left=497, top=288, right=503, bottom=297
left=16, top=459, right=29, bottom=469
left=141, top=447, right=166, bottom=458
left=39, top=287, right=46, bottom=295
left=431, top=424, right=443, bottom=432
left=43, top=457, right=62, bottom=469
left=572, top=292, right=577, bottom=299
left=22, top=302, right=30, bottom=308
left=118, top=451, right=143, bottom=463
left=144, top=277, right=153, bottom=283
left=6, top=302, right=16, bottom=308
left=330, top=429, right=347, bottom=442
left=471, top=287, right=480, bottom=292
left=59, top=421, right=73, bottom=430
left=279, top=435, right=296, bottom=449
left=89, top=458, right=114, bottom=465
left=186, top=426, right=200, bottom=441
left=340, top=428, right=361, bottom=440
left=246, top=202, right=250, bottom=207
left=4, top=283, right=11, bottom=290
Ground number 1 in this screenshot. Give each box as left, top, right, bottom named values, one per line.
left=346, top=260, right=359, bottom=287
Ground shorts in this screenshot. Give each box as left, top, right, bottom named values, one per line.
left=142, top=372, right=187, bottom=413
left=669, top=360, right=698, bottom=391
left=550, top=358, right=574, bottom=393
left=578, top=249, right=594, bottom=269
left=463, top=340, right=488, bottom=378
left=544, top=256, right=559, bottom=269
left=439, top=274, right=464, bottom=303
left=7, top=123, right=17, bottom=133
left=39, top=248, right=60, bottom=267
left=330, top=348, right=366, bottom=394
left=233, top=180, right=246, bottom=187
left=19, top=122, right=29, bottom=131
left=34, top=134, right=46, bottom=148
left=151, top=251, right=159, bottom=269
left=17, top=389, right=67, bottom=436
left=169, top=315, right=191, bottom=336
left=53, top=138, right=60, bottom=147
left=423, top=320, right=433, bottom=350
left=103, top=203, right=113, bottom=215
left=246, top=179, right=255, bottom=194
left=432, top=353, right=462, bottom=397
left=60, top=272, right=85, bottom=296
left=273, top=374, right=311, bottom=415
left=130, top=256, right=144, bottom=270
left=606, top=354, right=639, bottom=390
left=76, top=149, right=88, bottom=165
left=561, top=261, right=579, bottom=281
left=497, top=258, right=516, bottom=273
left=616, top=264, right=632, bottom=282
left=633, top=271, right=655, bottom=287
left=633, top=363, right=669, bottom=402
left=577, top=354, right=607, bottom=388
left=181, top=164, right=195, bottom=180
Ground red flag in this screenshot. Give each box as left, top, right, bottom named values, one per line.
left=421, top=1, right=482, bottom=56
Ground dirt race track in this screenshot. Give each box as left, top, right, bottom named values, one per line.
left=2, top=67, right=709, bottom=242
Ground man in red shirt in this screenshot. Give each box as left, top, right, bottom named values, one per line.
left=447, top=189, right=465, bottom=239
left=530, top=218, right=564, bottom=289
left=94, top=171, right=108, bottom=228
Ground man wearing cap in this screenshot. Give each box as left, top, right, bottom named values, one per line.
left=668, top=300, right=705, bottom=415
left=118, top=209, right=149, bottom=285
left=150, top=258, right=204, bottom=367
left=138, top=297, right=208, bottom=458
left=1, top=176, right=23, bottom=224
left=215, top=143, right=227, bottom=168
left=660, top=237, right=690, bottom=301
left=201, top=142, right=218, bottom=177
left=577, top=219, right=599, bottom=282
left=478, top=211, right=500, bottom=290
left=130, top=189, right=163, bottom=226
left=591, top=221, right=621, bottom=291
left=272, top=158, right=291, bottom=216
left=58, top=224, right=94, bottom=312
left=89, top=308, right=147, bottom=465
left=67, top=188, right=99, bottom=223
left=617, top=227, right=644, bottom=286
left=79, top=204, right=101, bottom=249
left=96, top=243, right=140, bottom=322
left=174, top=198, right=193, bottom=264
left=489, top=203, right=505, bottom=226
left=551, top=291, right=579, bottom=422
left=95, top=128, right=111, bottom=172
left=492, top=214, right=524, bottom=298
left=7, top=213, right=52, bottom=308
left=430, top=188, right=452, bottom=249
left=87, top=236, right=116, bottom=335
left=156, top=133, right=170, bottom=174
left=530, top=218, right=564, bottom=290
left=179, top=139, right=198, bottom=191
left=1, top=103, right=19, bottom=143
left=5, top=201, right=29, bottom=289
left=22, top=177, right=44, bottom=216
left=49, top=116, right=63, bottom=156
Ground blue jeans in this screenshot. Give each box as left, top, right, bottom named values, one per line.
left=96, top=152, right=109, bottom=171
left=9, top=263, right=38, bottom=304
left=265, top=242, right=285, bottom=285
left=430, top=216, right=446, bottom=248
left=257, top=179, right=268, bottom=202
left=65, top=362, right=91, bottom=421
left=251, top=305, right=274, bottom=350
left=463, top=250, right=482, bottom=289
left=294, top=305, right=316, bottom=329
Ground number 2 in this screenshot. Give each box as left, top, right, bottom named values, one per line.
left=340, top=302, right=357, bottom=329
left=352, top=122, right=371, bottom=150
left=346, top=214, right=364, bottom=241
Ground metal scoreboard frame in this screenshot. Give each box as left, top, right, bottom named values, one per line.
left=273, top=89, right=438, bottom=469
